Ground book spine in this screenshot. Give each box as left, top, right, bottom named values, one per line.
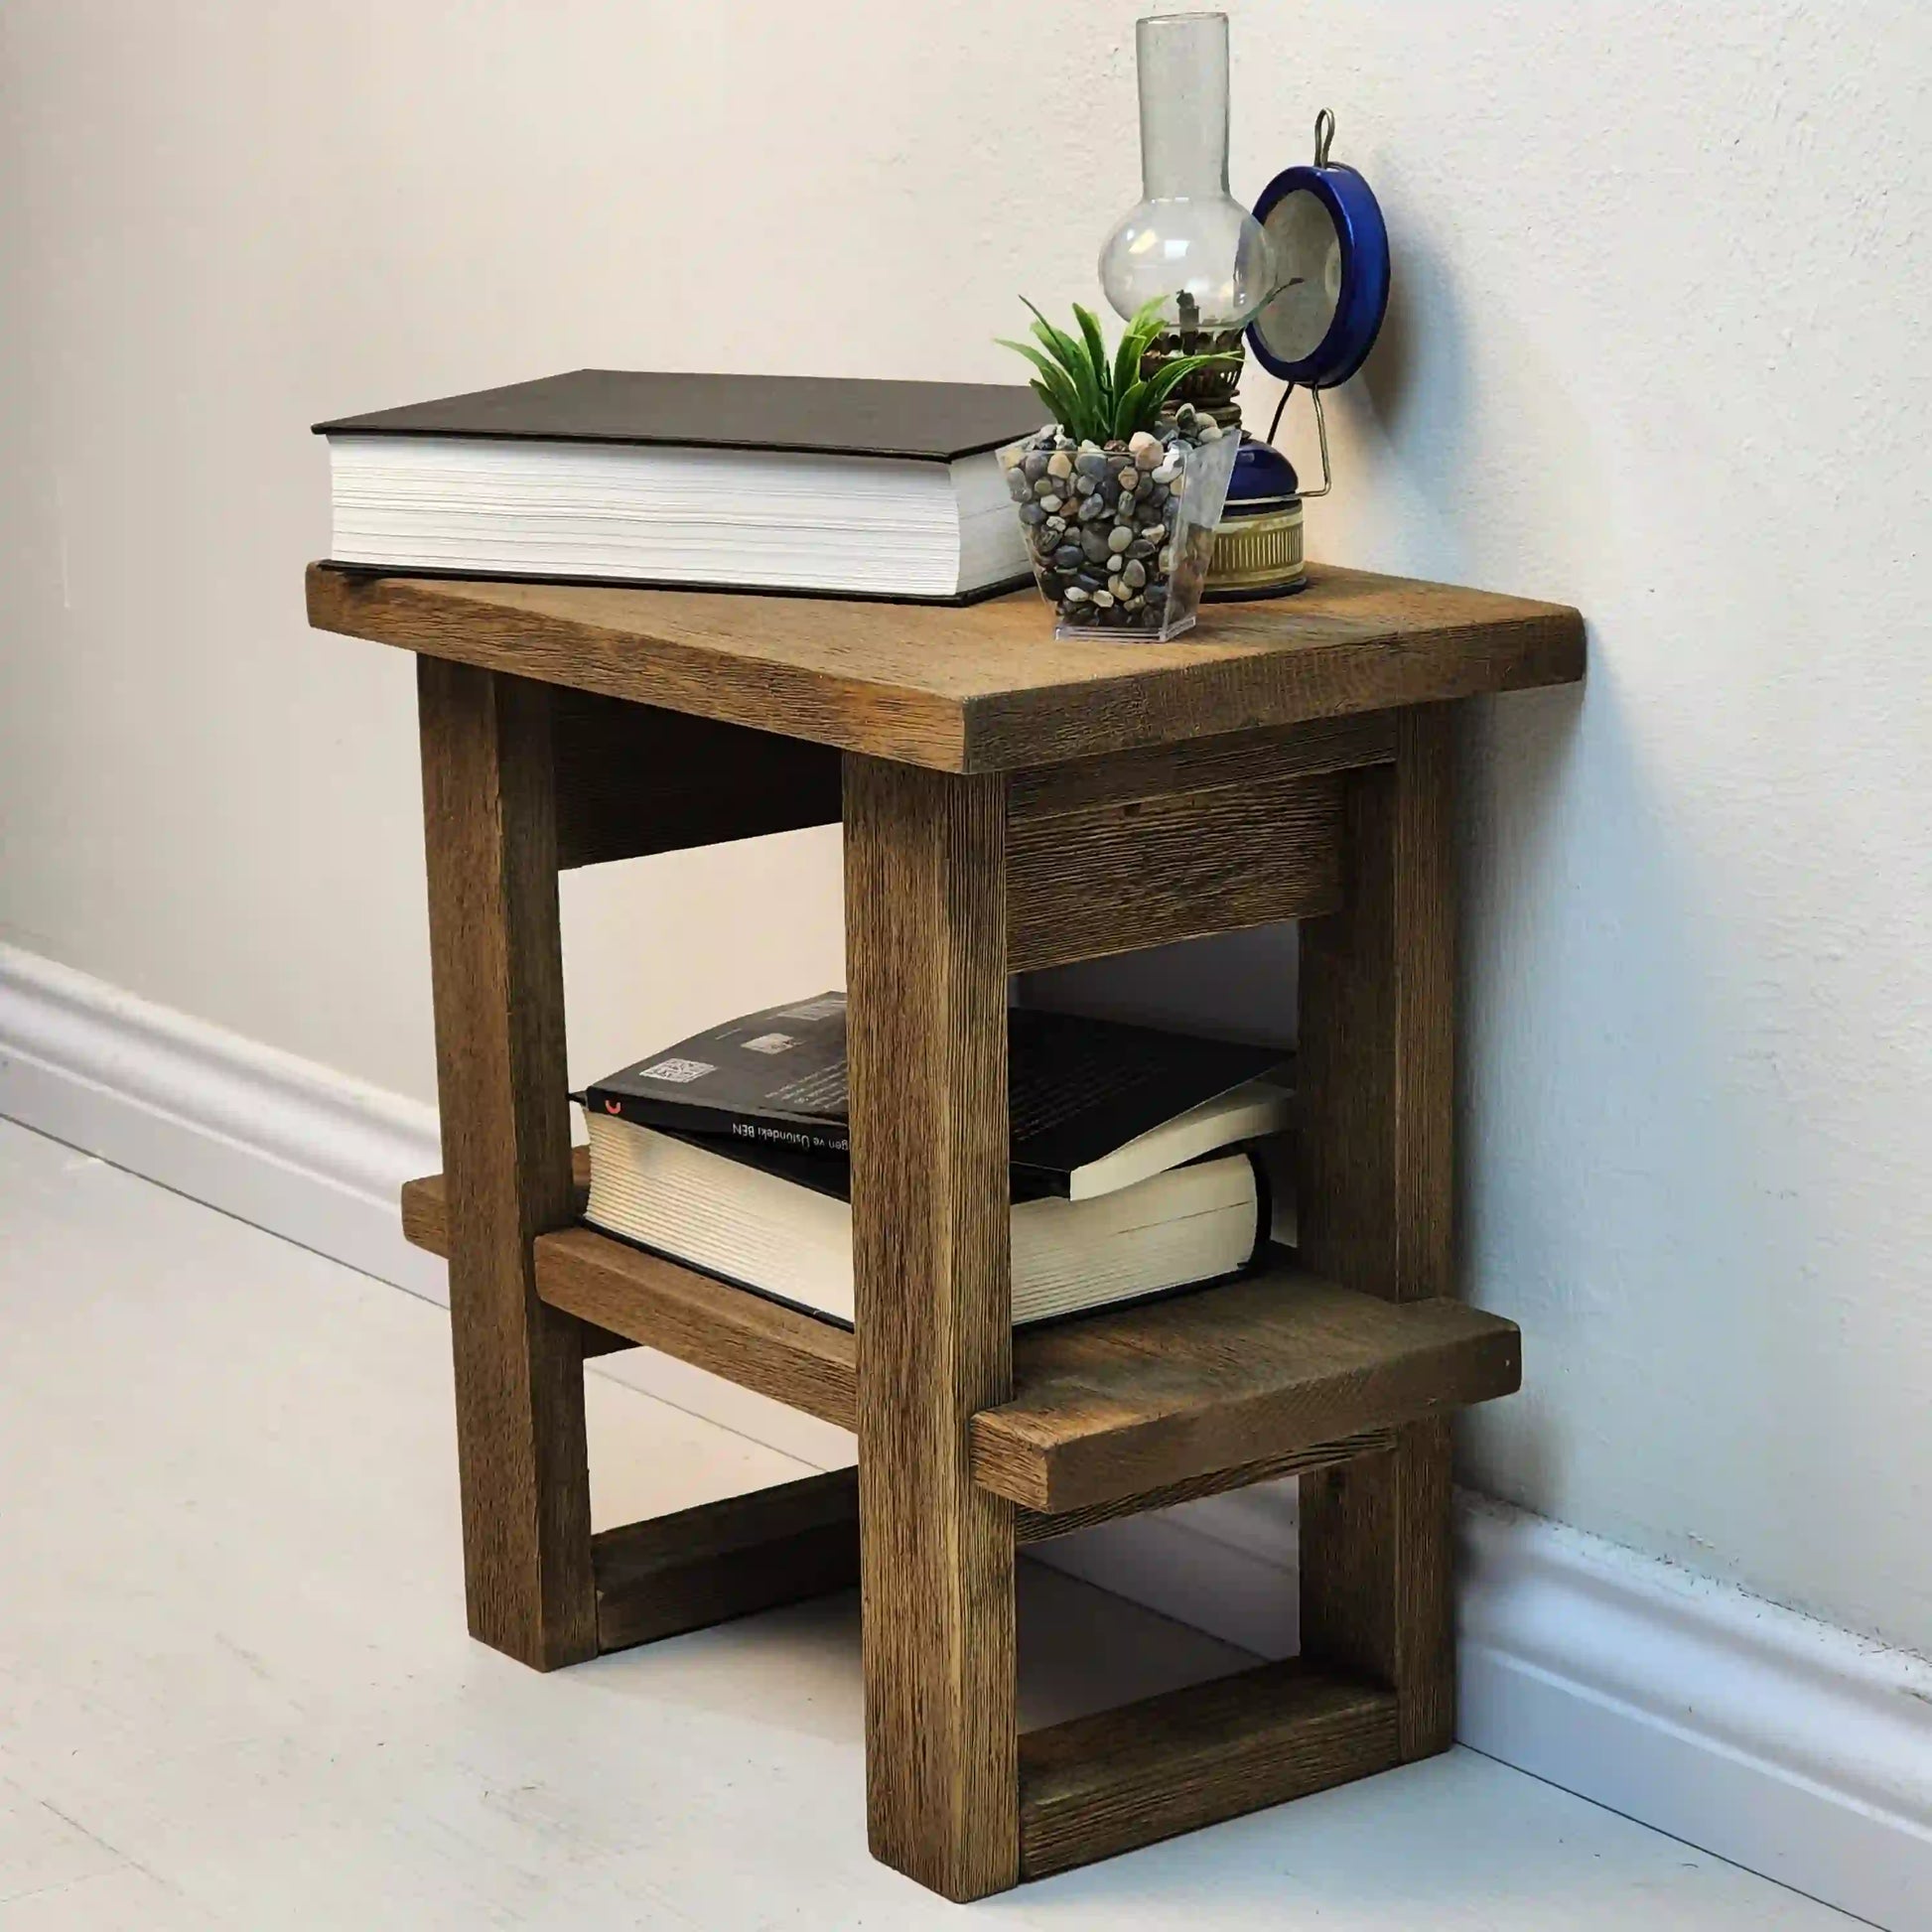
left=583, top=1089, right=850, bottom=1157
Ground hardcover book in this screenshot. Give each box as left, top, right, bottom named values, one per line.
left=581, top=1117, right=1285, bottom=1329
left=314, top=369, right=1043, bottom=602
left=580, top=992, right=1292, bottom=1201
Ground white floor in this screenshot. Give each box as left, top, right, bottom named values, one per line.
left=0, top=1118, right=1865, bottom=1931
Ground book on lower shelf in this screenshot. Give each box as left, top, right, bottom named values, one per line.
left=582, top=991, right=1291, bottom=1200
left=576, top=994, right=1298, bottom=1329
left=313, top=369, right=1042, bottom=603
left=581, top=1116, right=1296, bottom=1330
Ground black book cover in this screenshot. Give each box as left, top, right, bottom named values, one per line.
left=315, top=368, right=1045, bottom=463
left=580, top=993, right=1287, bottom=1195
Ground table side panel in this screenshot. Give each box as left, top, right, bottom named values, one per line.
left=551, top=689, right=841, bottom=868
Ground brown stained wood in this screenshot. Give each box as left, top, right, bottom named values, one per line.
left=550, top=688, right=839, bottom=870
left=1300, top=1419, right=1454, bottom=1760
left=844, top=756, right=1019, bottom=1901
left=400, top=1152, right=589, bottom=1257
left=536, top=1227, right=856, bottom=1432
left=1017, top=1660, right=1399, bottom=1880
left=1006, top=713, right=1395, bottom=819
left=591, top=1468, right=859, bottom=1654
left=307, top=562, right=1585, bottom=773
left=417, top=659, right=596, bottom=1671
left=1013, top=1429, right=1396, bottom=1544
left=400, top=1182, right=1510, bottom=1529
left=401, top=1153, right=628, bottom=1356
left=1297, top=703, right=1459, bottom=1760
left=972, top=1263, right=1519, bottom=1513
left=1298, top=706, right=1455, bottom=1305
left=1005, top=771, right=1343, bottom=973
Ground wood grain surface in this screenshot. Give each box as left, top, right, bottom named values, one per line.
left=1006, top=770, right=1343, bottom=971
left=401, top=1152, right=627, bottom=1358
left=1005, top=712, right=1396, bottom=819
left=416, top=660, right=596, bottom=1670
left=971, top=1264, right=1519, bottom=1513
left=1017, top=1660, right=1399, bottom=1879
left=1297, top=703, right=1459, bottom=1760
left=843, top=756, right=1020, bottom=1900
left=308, top=563, right=1584, bottom=773
left=1012, top=1429, right=1397, bottom=1545
left=536, top=1226, right=857, bottom=1431
left=591, top=1468, right=858, bottom=1654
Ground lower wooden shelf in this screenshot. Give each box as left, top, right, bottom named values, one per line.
left=1018, top=1658, right=1398, bottom=1879
left=401, top=1165, right=1519, bottom=1516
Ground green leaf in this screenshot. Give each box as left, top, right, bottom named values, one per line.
left=1111, top=377, right=1151, bottom=441
left=1021, top=299, right=1104, bottom=437
left=995, top=338, right=1083, bottom=430
left=1071, top=303, right=1112, bottom=416
left=1021, top=299, right=1090, bottom=384
left=1111, top=294, right=1169, bottom=403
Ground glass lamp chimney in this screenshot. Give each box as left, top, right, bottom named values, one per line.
left=1098, top=12, right=1274, bottom=333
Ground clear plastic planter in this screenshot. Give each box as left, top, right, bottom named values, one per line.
left=1000, top=428, right=1239, bottom=641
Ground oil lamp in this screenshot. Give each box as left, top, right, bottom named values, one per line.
left=1098, top=13, right=1391, bottom=598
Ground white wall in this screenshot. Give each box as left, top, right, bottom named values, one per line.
left=3, top=2, right=1928, bottom=1659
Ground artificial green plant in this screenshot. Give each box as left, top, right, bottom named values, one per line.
left=997, top=294, right=1236, bottom=445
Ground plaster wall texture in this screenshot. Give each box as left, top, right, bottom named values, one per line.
left=2, top=2, right=1928, bottom=1654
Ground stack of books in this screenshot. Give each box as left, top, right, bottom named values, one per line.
left=577, top=994, right=1296, bottom=1329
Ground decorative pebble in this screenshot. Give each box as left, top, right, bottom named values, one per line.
left=1062, top=584, right=1090, bottom=603
left=1125, top=594, right=1147, bottom=612
left=1122, top=559, right=1147, bottom=589
left=1080, top=529, right=1111, bottom=563
left=1038, top=494, right=1062, bottom=514
left=1115, top=467, right=1139, bottom=492
left=1019, top=502, right=1044, bottom=525
left=1023, top=451, right=1050, bottom=481
left=1042, top=514, right=1067, bottom=538
left=1159, top=545, right=1174, bottom=574
left=1092, top=589, right=1116, bottom=608
left=1142, top=522, right=1167, bottom=544
left=1052, top=543, right=1082, bottom=570
left=1077, top=494, right=1108, bottom=522
left=1106, top=525, right=1133, bottom=554
left=1046, top=451, right=1073, bottom=479
left=1075, top=451, right=1110, bottom=479
left=1128, top=429, right=1163, bottom=467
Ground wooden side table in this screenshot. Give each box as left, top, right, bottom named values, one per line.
left=308, top=562, right=1584, bottom=1901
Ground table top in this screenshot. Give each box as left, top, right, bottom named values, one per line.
left=307, top=562, right=1584, bottom=773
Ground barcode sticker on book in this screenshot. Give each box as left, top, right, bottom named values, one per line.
left=778, top=996, right=845, bottom=1022
left=742, top=1034, right=795, bottom=1054
left=638, top=1057, right=715, bottom=1085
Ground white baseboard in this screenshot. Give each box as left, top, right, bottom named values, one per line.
left=0, top=940, right=449, bottom=1302
left=0, top=940, right=851, bottom=1467
left=3, top=938, right=1927, bottom=1927
left=1456, top=1493, right=1932, bottom=1930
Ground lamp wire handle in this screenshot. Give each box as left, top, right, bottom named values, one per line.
left=1313, top=107, right=1336, bottom=167
left=1266, top=383, right=1333, bottom=499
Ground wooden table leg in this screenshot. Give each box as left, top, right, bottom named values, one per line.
left=1297, top=704, right=1456, bottom=1757
left=843, top=757, right=1020, bottom=1901
left=418, top=658, right=596, bottom=1671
